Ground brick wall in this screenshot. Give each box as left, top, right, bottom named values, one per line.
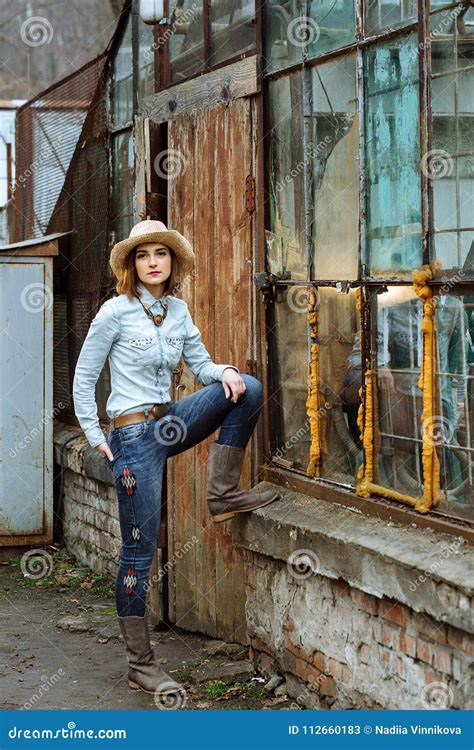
left=243, top=549, right=473, bottom=710
left=62, top=469, right=121, bottom=578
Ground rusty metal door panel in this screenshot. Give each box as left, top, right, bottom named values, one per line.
left=0, top=257, right=54, bottom=543
left=166, top=98, right=256, bottom=642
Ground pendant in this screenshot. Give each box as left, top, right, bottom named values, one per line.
left=153, top=314, right=164, bottom=326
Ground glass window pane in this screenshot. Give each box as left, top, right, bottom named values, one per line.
left=318, top=288, right=361, bottom=484
left=138, top=20, right=155, bottom=101
left=210, top=0, right=255, bottom=67
left=267, top=73, right=307, bottom=281
left=375, top=287, right=425, bottom=496
left=264, top=1, right=304, bottom=73
left=270, top=287, right=311, bottom=472
left=434, top=293, right=474, bottom=521
left=366, top=0, right=418, bottom=35
left=112, top=131, right=134, bottom=241
left=364, top=34, right=422, bottom=276
left=430, top=10, right=474, bottom=276
left=169, top=0, right=204, bottom=83
left=308, top=0, right=356, bottom=58
left=311, top=55, right=359, bottom=280
left=112, top=14, right=133, bottom=126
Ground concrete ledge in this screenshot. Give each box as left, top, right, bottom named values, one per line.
left=54, top=422, right=113, bottom=486
left=231, top=482, right=474, bottom=634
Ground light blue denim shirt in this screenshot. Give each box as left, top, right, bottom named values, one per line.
left=72, top=281, right=239, bottom=448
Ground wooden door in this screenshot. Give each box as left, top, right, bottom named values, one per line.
left=166, top=97, right=257, bottom=642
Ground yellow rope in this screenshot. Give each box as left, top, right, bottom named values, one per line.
left=306, top=287, right=321, bottom=477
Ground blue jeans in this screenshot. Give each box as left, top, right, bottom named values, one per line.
left=105, top=374, right=263, bottom=618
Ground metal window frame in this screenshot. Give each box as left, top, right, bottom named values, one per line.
left=262, top=0, right=474, bottom=530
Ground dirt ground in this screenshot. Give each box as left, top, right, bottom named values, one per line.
left=0, top=546, right=297, bottom=711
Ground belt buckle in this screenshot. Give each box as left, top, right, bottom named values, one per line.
left=151, top=403, right=169, bottom=420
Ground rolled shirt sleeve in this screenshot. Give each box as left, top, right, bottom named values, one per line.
left=72, top=300, right=121, bottom=448
left=182, top=307, right=239, bottom=385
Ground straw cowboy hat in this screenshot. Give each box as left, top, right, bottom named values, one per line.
left=109, top=219, right=195, bottom=279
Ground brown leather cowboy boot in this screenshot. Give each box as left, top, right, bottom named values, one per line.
left=118, top=615, right=185, bottom=698
left=206, top=442, right=279, bottom=523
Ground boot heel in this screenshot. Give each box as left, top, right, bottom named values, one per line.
left=211, top=510, right=237, bottom=523
left=128, top=679, right=140, bottom=689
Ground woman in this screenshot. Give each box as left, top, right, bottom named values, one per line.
left=72, top=219, right=279, bottom=700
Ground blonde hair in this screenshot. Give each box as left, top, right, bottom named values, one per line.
left=115, top=245, right=180, bottom=302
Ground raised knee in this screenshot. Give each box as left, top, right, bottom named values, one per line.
left=241, top=374, right=263, bottom=399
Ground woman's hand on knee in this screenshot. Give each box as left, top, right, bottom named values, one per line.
left=96, top=442, right=114, bottom=461
left=221, top=368, right=246, bottom=403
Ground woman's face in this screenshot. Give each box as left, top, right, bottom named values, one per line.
left=134, top=242, right=172, bottom=289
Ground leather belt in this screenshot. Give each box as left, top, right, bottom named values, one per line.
left=110, top=402, right=171, bottom=429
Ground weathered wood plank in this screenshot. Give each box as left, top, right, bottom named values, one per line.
left=141, top=55, right=260, bottom=125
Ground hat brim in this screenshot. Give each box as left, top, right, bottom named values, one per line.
left=109, top=230, right=195, bottom=280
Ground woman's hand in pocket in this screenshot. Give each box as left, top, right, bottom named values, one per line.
left=96, top=442, right=114, bottom=462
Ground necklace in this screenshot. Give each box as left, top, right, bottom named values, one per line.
left=138, top=295, right=168, bottom=326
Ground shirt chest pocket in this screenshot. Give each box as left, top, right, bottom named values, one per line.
left=165, top=335, right=185, bottom=366
left=127, top=337, right=162, bottom=365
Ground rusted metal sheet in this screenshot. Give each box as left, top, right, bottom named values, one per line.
left=166, top=97, right=257, bottom=642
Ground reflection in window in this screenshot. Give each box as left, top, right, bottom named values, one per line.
left=434, top=294, right=474, bottom=521
left=369, top=287, right=425, bottom=496
left=112, top=132, right=134, bottom=242
left=366, top=0, right=418, bottom=35
left=265, top=1, right=304, bottom=73
left=311, top=55, right=359, bottom=280
left=318, top=288, right=361, bottom=485
left=169, top=0, right=204, bottom=83
left=138, top=19, right=155, bottom=101
left=112, top=14, right=133, bottom=126
left=210, top=0, right=255, bottom=66
left=430, top=8, right=474, bottom=276
left=364, top=34, right=422, bottom=276
left=267, top=73, right=306, bottom=281
left=308, top=0, right=356, bottom=57
left=270, top=287, right=311, bottom=472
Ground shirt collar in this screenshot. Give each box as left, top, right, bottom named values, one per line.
left=136, top=281, right=168, bottom=309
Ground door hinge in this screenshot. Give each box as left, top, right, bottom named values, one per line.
left=245, top=175, right=256, bottom=213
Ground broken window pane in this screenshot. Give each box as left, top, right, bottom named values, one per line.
left=112, top=131, right=134, bottom=242
left=430, top=9, right=474, bottom=276
left=318, top=288, right=361, bottom=485
left=270, top=286, right=311, bottom=473
left=434, top=293, right=474, bottom=521
left=364, top=34, right=422, bottom=276
left=308, top=0, right=356, bottom=58
left=366, top=0, right=418, bottom=35
left=264, top=1, right=304, bottom=73
left=310, top=55, right=359, bottom=280
left=374, top=287, right=425, bottom=496
left=267, top=73, right=307, bottom=281
left=210, top=0, right=255, bottom=67
left=169, top=0, right=204, bottom=83
left=112, top=13, right=133, bottom=126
